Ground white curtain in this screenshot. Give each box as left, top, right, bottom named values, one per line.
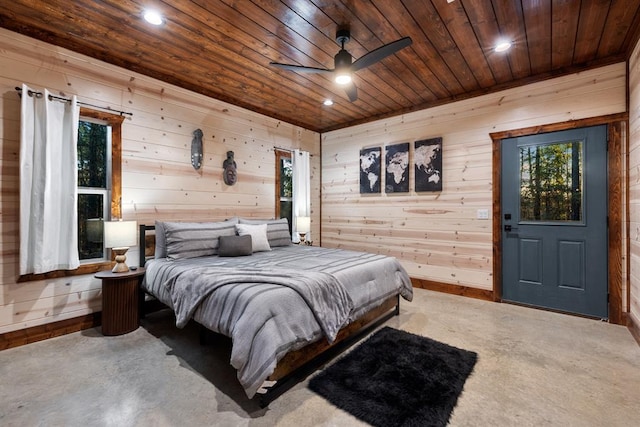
left=20, top=84, right=80, bottom=275
left=292, top=149, right=311, bottom=243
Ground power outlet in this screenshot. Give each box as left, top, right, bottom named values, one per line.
left=476, top=209, right=489, bottom=220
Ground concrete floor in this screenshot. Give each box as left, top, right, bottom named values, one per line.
left=1, top=288, right=639, bottom=426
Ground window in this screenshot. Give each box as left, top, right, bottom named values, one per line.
left=76, top=108, right=124, bottom=265
left=275, top=149, right=293, bottom=234
left=77, top=118, right=111, bottom=261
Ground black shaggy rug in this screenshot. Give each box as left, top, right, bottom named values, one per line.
left=308, top=327, right=477, bottom=427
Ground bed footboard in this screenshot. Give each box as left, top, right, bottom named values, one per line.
left=257, top=293, right=400, bottom=407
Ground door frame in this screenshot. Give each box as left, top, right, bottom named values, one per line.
left=490, top=113, right=628, bottom=325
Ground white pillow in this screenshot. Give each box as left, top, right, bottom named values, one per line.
left=238, top=217, right=292, bottom=247
left=235, top=223, right=271, bottom=252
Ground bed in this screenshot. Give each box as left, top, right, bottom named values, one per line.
left=139, top=218, right=413, bottom=405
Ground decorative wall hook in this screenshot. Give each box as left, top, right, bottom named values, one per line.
left=191, top=128, right=203, bottom=170
left=223, top=151, right=237, bottom=185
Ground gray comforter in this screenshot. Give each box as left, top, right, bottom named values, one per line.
left=143, top=245, right=413, bottom=398
left=170, top=267, right=353, bottom=342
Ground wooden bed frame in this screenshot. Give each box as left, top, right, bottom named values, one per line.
left=138, top=224, right=400, bottom=407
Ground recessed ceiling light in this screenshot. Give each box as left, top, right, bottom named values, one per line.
left=323, top=99, right=334, bottom=106
left=143, top=10, right=164, bottom=26
left=494, top=40, right=512, bottom=53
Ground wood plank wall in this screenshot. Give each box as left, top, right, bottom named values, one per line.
left=322, top=63, right=627, bottom=294
left=629, top=39, right=640, bottom=335
left=0, top=29, right=320, bottom=334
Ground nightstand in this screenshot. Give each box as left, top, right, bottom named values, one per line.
left=95, top=267, right=146, bottom=336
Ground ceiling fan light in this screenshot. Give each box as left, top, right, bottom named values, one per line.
left=143, top=10, right=164, bottom=26
left=335, top=73, right=352, bottom=85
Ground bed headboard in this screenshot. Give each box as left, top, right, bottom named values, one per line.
left=139, top=224, right=156, bottom=267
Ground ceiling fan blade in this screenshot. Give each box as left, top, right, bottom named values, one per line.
left=344, top=82, right=358, bottom=102
left=269, top=62, right=333, bottom=74
left=351, top=36, right=413, bottom=72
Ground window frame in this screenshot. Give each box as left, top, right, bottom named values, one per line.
left=18, top=108, right=124, bottom=282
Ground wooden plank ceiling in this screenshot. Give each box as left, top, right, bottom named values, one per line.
left=1, top=0, right=639, bottom=133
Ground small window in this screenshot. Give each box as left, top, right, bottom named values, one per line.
left=275, top=150, right=293, bottom=234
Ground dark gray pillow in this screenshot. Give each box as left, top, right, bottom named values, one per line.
left=218, top=235, right=252, bottom=257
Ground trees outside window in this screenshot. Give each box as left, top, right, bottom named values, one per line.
left=519, top=141, right=582, bottom=222
left=77, top=118, right=111, bottom=261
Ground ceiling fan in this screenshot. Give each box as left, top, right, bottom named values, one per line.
left=270, top=29, right=412, bottom=102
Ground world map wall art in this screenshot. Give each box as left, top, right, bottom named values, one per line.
left=360, top=137, right=442, bottom=194
left=359, top=146, right=382, bottom=193
left=385, top=142, right=410, bottom=193
left=414, top=137, right=443, bottom=192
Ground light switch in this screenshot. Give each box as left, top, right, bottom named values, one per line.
left=476, top=209, right=489, bottom=220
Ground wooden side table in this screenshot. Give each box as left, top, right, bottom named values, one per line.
left=95, top=267, right=146, bottom=336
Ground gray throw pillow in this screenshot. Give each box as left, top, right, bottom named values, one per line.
left=218, top=235, right=253, bottom=257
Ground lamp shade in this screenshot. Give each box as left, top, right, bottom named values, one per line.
left=297, top=216, right=311, bottom=233
left=104, top=220, right=137, bottom=249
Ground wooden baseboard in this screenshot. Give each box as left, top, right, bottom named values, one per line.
left=0, top=294, right=169, bottom=352
left=0, top=296, right=169, bottom=351
left=0, top=312, right=101, bottom=351
left=411, top=277, right=495, bottom=301
left=7, top=282, right=631, bottom=350
left=628, top=314, right=640, bottom=347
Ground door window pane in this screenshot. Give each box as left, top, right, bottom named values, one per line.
left=519, top=141, right=582, bottom=221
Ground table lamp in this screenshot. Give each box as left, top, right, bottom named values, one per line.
left=104, top=220, right=137, bottom=272
left=297, top=216, right=311, bottom=245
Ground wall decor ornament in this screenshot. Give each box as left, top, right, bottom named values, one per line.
left=359, top=146, right=382, bottom=193
left=414, top=137, right=443, bottom=192
left=223, top=150, right=238, bottom=185
left=191, top=128, right=203, bottom=170
left=385, top=142, right=410, bottom=193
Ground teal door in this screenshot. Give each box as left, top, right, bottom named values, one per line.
left=501, top=126, right=608, bottom=318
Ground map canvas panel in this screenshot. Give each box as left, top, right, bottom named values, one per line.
left=385, top=142, right=410, bottom=193
left=415, top=137, right=443, bottom=192
left=360, top=147, right=382, bottom=193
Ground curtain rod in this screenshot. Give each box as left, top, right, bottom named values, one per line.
left=15, top=87, right=133, bottom=117
left=274, top=146, right=293, bottom=152
left=273, top=146, right=313, bottom=156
